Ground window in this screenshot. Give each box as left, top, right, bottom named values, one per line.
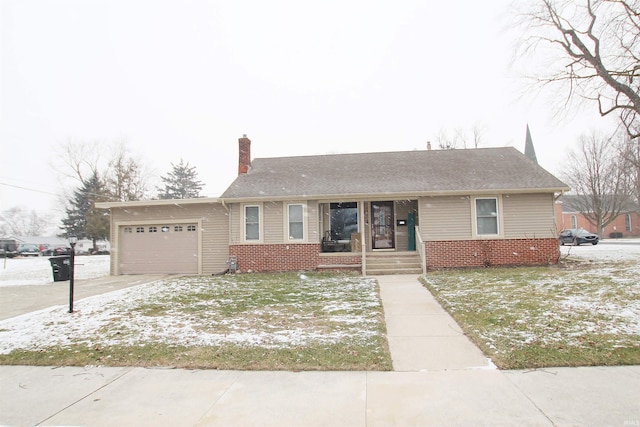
left=174, top=225, right=183, bottom=232
left=475, top=198, right=498, bottom=235
left=288, top=204, right=304, bottom=240
left=571, top=215, right=577, bottom=229
left=245, top=205, right=260, bottom=241
left=626, top=213, right=632, bottom=232
left=187, top=225, right=196, bottom=232
left=136, top=227, right=144, bottom=233
left=330, top=202, right=358, bottom=240
left=124, top=227, right=132, bottom=233
left=161, top=226, right=170, bottom=233
left=149, top=226, right=157, bottom=233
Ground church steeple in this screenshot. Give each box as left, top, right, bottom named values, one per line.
left=525, top=124, right=538, bottom=164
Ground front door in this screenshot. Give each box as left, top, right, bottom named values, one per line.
left=372, top=201, right=394, bottom=249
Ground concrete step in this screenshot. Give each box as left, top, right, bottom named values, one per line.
left=365, top=252, right=423, bottom=275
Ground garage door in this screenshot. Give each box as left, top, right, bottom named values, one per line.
left=119, top=223, right=198, bottom=274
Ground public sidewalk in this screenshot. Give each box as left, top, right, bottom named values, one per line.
left=1, top=274, right=639, bottom=426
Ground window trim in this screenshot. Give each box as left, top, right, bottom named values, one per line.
left=243, top=203, right=263, bottom=243
left=472, top=196, right=503, bottom=238
left=286, top=203, right=306, bottom=242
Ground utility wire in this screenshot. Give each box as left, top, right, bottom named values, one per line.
left=0, top=182, right=59, bottom=196
left=0, top=181, right=120, bottom=202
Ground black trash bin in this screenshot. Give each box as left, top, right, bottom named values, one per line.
left=49, top=256, right=71, bottom=282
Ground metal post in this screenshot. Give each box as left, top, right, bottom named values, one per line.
left=68, top=239, right=76, bottom=313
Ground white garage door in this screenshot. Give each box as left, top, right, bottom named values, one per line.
left=119, top=224, right=198, bottom=274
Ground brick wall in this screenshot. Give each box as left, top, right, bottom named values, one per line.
left=231, top=239, right=560, bottom=272
left=425, top=238, right=560, bottom=269
left=229, top=244, right=361, bottom=272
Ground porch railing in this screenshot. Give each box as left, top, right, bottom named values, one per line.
left=415, top=225, right=426, bottom=275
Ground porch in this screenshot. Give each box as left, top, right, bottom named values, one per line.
left=318, top=200, right=419, bottom=254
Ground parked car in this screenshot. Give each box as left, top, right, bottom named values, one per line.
left=559, top=228, right=599, bottom=246
left=0, top=239, right=18, bottom=258
left=18, top=243, right=41, bottom=256
left=40, top=244, right=54, bottom=256
left=52, top=246, right=73, bottom=256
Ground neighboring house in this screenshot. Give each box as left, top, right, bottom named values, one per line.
left=555, top=195, right=640, bottom=238
left=97, top=136, right=570, bottom=275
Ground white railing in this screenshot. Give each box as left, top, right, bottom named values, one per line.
left=415, top=225, right=426, bottom=275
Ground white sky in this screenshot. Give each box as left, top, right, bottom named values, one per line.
left=0, top=0, right=617, bottom=227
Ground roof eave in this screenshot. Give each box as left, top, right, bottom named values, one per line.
left=219, top=186, right=571, bottom=203
left=95, top=197, right=221, bottom=209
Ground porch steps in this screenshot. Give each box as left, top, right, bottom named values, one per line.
left=365, top=251, right=423, bottom=275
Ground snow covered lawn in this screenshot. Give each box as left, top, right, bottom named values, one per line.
left=0, top=255, right=110, bottom=287
left=421, top=241, right=640, bottom=369
left=0, top=271, right=391, bottom=370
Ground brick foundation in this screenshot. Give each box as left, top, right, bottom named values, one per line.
left=230, top=239, right=560, bottom=273
left=229, top=244, right=361, bottom=272
left=425, top=238, right=560, bottom=269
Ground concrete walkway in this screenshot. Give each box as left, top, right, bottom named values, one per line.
left=1, top=274, right=639, bottom=426
left=378, top=274, right=492, bottom=371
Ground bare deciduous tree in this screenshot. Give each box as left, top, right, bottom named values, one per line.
left=0, top=207, right=52, bottom=236
left=620, top=136, right=640, bottom=211
left=52, top=138, right=151, bottom=203
left=105, top=140, right=150, bottom=202
left=435, top=122, right=485, bottom=149
left=561, top=130, right=633, bottom=234
left=515, top=0, right=640, bottom=137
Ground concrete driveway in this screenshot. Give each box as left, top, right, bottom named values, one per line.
left=0, top=273, right=169, bottom=320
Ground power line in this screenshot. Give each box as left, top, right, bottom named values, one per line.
left=0, top=181, right=119, bottom=202
left=0, top=182, right=59, bottom=196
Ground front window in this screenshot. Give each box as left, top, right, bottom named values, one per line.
left=330, top=202, right=358, bottom=240
left=245, top=205, right=260, bottom=241
left=288, top=204, right=304, bottom=240
left=475, top=198, right=498, bottom=235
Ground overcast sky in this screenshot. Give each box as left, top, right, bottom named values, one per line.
left=1, top=0, right=617, bottom=228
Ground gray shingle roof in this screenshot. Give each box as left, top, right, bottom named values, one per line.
left=221, top=147, right=569, bottom=200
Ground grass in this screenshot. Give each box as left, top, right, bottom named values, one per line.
left=420, top=259, right=640, bottom=369
left=0, top=272, right=392, bottom=370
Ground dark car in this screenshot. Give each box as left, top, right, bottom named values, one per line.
left=52, top=246, right=73, bottom=256
left=0, top=239, right=18, bottom=258
left=40, top=244, right=54, bottom=256
left=559, top=228, right=599, bottom=246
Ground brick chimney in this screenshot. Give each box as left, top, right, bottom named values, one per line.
left=238, top=134, right=251, bottom=175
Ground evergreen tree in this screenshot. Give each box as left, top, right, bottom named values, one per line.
left=157, top=159, right=204, bottom=199
left=60, top=172, right=110, bottom=244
